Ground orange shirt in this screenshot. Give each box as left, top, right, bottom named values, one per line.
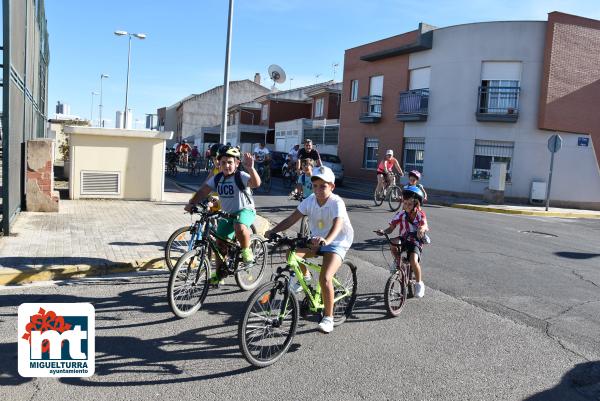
left=377, top=157, right=397, bottom=173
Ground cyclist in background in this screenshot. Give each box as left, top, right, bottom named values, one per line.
left=295, top=139, right=322, bottom=172
left=253, top=143, right=271, bottom=175
left=376, top=149, right=403, bottom=195
left=288, top=144, right=300, bottom=165
left=406, top=170, right=428, bottom=202
left=177, top=140, right=192, bottom=166
left=292, top=158, right=314, bottom=200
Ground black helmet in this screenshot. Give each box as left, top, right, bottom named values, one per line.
left=210, top=143, right=223, bottom=157
left=217, top=144, right=241, bottom=160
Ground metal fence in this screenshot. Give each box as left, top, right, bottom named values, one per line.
left=2, top=0, right=50, bottom=235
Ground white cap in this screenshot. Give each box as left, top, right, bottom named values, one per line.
left=311, top=165, right=336, bottom=184
left=386, top=149, right=394, bottom=156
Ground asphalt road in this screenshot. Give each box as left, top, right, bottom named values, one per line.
left=0, top=174, right=598, bottom=401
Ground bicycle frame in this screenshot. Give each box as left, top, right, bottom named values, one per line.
left=284, top=249, right=351, bottom=313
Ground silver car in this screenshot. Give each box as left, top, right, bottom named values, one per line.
left=320, top=153, right=344, bottom=185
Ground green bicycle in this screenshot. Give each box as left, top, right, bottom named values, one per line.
left=238, top=234, right=357, bottom=367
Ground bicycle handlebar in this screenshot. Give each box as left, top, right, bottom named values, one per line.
left=190, top=203, right=236, bottom=220
left=267, top=233, right=324, bottom=248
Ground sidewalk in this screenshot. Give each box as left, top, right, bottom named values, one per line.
left=0, top=186, right=268, bottom=285
left=342, top=177, right=600, bottom=219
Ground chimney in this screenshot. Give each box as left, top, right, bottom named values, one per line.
left=254, top=73, right=261, bottom=85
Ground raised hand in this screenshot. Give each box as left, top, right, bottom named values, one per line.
left=242, top=152, right=255, bottom=170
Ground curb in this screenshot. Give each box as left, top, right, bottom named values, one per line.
left=0, top=258, right=166, bottom=286
left=450, top=203, right=600, bottom=219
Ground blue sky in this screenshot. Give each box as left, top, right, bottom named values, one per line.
left=45, top=0, right=600, bottom=127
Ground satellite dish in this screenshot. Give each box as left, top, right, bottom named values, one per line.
left=268, top=64, right=286, bottom=87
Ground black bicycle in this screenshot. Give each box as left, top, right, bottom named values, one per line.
left=167, top=204, right=267, bottom=318
left=257, top=161, right=272, bottom=193
left=165, top=206, right=257, bottom=271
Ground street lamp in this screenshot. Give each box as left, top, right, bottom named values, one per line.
left=90, top=91, right=99, bottom=125
left=99, top=74, right=109, bottom=127
left=114, top=30, right=146, bottom=129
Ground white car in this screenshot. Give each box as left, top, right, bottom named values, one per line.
left=320, top=153, right=344, bottom=185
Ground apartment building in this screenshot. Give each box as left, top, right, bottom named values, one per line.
left=339, top=12, right=600, bottom=209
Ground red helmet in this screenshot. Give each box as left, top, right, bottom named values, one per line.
left=409, top=170, right=421, bottom=180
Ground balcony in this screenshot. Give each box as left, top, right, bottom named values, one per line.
left=396, top=89, right=429, bottom=121
left=476, top=86, right=520, bottom=122
left=359, top=95, right=382, bottom=123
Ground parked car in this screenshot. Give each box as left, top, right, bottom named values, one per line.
left=320, top=153, right=344, bottom=185
left=269, top=151, right=289, bottom=177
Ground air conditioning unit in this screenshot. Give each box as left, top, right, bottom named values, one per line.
left=530, top=181, right=546, bottom=204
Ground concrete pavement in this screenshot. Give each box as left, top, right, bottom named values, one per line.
left=0, top=180, right=268, bottom=285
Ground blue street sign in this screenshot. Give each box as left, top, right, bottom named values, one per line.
left=578, top=137, right=589, bottom=147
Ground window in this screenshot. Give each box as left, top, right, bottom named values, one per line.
left=350, top=80, right=359, bottom=102
left=479, top=80, right=520, bottom=113
left=472, top=140, right=514, bottom=182
left=314, top=98, right=324, bottom=118
left=261, top=104, right=269, bottom=120
left=403, top=137, right=425, bottom=173
left=363, top=138, right=379, bottom=169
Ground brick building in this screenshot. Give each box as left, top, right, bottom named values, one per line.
left=339, top=12, right=600, bottom=208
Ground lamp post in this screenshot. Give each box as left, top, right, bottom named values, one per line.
left=114, top=30, right=146, bottom=129
left=220, top=0, right=234, bottom=144
left=99, top=74, right=109, bottom=127
left=90, top=91, right=99, bottom=125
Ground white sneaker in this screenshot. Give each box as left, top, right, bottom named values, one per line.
left=318, top=316, right=334, bottom=333
left=291, top=275, right=311, bottom=293
left=414, top=281, right=425, bottom=298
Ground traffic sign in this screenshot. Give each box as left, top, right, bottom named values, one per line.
left=547, top=134, right=563, bottom=153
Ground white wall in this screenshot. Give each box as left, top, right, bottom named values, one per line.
left=405, top=21, right=600, bottom=204
left=275, top=119, right=303, bottom=152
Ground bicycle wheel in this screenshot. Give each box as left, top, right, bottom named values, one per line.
left=263, top=171, right=272, bottom=193
left=235, top=234, right=268, bottom=291
left=332, top=260, right=358, bottom=326
left=387, top=185, right=403, bottom=211
left=167, top=249, right=210, bottom=318
left=373, top=188, right=384, bottom=206
left=238, top=280, right=299, bottom=368
left=384, top=269, right=407, bottom=317
left=299, top=216, right=310, bottom=238
left=165, top=226, right=195, bottom=271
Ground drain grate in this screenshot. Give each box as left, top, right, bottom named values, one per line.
left=519, top=230, right=558, bottom=238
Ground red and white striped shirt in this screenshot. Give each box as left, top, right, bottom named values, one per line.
left=389, top=209, right=427, bottom=246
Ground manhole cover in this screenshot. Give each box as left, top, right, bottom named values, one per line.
left=519, top=230, right=558, bottom=238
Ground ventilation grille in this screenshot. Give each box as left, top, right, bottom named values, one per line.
left=80, top=171, right=121, bottom=195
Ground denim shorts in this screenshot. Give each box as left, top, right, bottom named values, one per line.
left=316, top=244, right=348, bottom=260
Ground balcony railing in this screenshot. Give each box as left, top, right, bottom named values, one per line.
left=476, top=86, right=520, bottom=122
left=396, top=88, right=429, bottom=121
left=359, top=95, right=382, bottom=123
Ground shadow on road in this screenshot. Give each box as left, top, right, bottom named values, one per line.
left=0, top=276, right=303, bottom=387
left=554, top=251, right=600, bottom=260
left=523, top=360, right=600, bottom=401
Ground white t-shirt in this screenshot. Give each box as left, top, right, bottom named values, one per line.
left=253, top=146, right=270, bottom=162
left=288, top=148, right=299, bottom=162
left=297, top=193, right=354, bottom=249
